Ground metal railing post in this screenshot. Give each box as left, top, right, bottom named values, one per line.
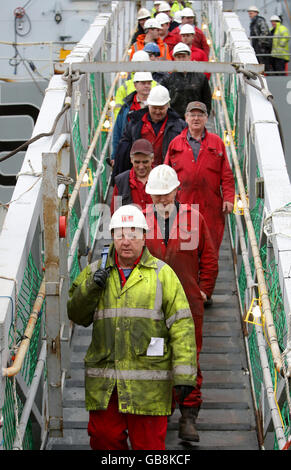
left=42, top=151, right=63, bottom=437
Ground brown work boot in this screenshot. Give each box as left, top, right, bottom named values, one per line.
left=178, top=406, right=200, bottom=442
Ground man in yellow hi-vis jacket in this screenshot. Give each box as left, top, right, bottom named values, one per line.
left=67, top=204, right=197, bottom=450
left=270, top=15, right=290, bottom=75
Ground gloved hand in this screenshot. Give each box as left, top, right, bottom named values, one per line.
left=93, top=268, right=110, bottom=289
left=174, top=385, right=194, bottom=403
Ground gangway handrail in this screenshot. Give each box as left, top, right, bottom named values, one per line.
left=203, top=18, right=283, bottom=374
left=0, top=1, right=137, bottom=449
left=209, top=54, right=287, bottom=447
left=0, top=13, right=137, bottom=382
left=67, top=30, right=135, bottom=219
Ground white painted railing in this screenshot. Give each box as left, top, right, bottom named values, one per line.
left=0, top=0, right=136, bottom=449
left=204, top=0, right=291, bottom=450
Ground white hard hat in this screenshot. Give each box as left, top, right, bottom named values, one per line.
left=147, top=85, right=170, bottom=106
left=173, top=42, right=191, bottom=55
left=181, top=7, right=195, bottom=17
left=131, top=50, right=150, bottom=62
left=154, top=0, right=162, bottom=4
left=155, top=13, right=170, bottom=25
left=109, top=205, right=148, bottom=231
left=180, top=24, right=195, bottom=34
left=158, top=1, right=171, bottom=12
left=270, top=15, right=281, bottom=21
left=137, top=7, right=151, bottom=20
left=173, top=11, right=182, bottom=23
left=145, top=165, right=180, bottom=195
left=133, top=71, right=153, bottom=82
left=144, top=18, right=161, bottom=30
left=247, top=5, right=259, bottom=12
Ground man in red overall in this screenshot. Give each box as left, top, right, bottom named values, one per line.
left=144, top=164, right=218, bottom=442
left=164, top=101, right=235, bottom=257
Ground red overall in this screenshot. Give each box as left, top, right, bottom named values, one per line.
left=140, top=113, right=168, bottom=167
left=88, top=388, right=167, bottom=450
left=144, top=204, right=218, bottom=408
left=164, top=127, right=235, bottom=254
left=110, top=167, right=153, bottom=214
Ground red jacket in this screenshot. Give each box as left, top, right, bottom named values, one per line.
left=140, top=113, right=169, bottom=167
left=144, top=203, right=218, bottom=317
left=163, top=31, right=180, bottom=53
left=164, top=127, right=235, bottom=252
left=110, top=167, right=152, bottom=214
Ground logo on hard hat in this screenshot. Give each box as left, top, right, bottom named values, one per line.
left=121, top=215, right=134, bottom=222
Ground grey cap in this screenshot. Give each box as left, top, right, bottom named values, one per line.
left=185, top=101, right=207, bottom=114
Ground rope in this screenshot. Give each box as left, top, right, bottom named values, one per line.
left=263, top=203, right=291, bottom=240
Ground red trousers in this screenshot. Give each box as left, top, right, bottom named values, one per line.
left=183, top=314, right=203, bottom=408
left=173, top=314, right=203, bottom=409
left=88, top=388, right=168, bottom=450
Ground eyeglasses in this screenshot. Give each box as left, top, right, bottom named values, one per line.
left=148, top=52, right=160, bottom=57
left=188, top=113, right=205, bottom=119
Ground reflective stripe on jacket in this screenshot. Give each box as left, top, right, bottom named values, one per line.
left=271, top=23, right=290, bottom=61
left=67, top=245, right=197, bottom=415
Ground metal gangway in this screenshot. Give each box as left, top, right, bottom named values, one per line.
left=0, top=1, right=291, bottom=451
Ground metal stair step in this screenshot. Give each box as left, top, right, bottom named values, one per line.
left=203, top=321, right=241, bottom=336
left=46, top=429, right=90, bottom=450
left=199, top=353, right=245, bottom=370
left=203, top=310, right=239, bottom=322
left=165, top=430, right=259, bottom=450
left=201, top=370, right=249, bottom=389
left=63, top=407, right=89, bottom=429
left=167, top=408, right=255, bottom=431
left=200, top=388, right=251, bottom=409
left=202, top=336, right=242, bottom=353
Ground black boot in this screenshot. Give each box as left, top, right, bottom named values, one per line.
left=178, top=406, right=200, bottom=442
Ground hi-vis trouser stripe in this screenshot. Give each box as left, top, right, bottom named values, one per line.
left=86, top=365, right=197, bottom=380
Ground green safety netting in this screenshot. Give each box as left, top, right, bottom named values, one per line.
left=212, top=68, right=290, bottom=449
left=2, top=253, right=43, bottom=450
left=2, top=70, right=113, bottom=449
